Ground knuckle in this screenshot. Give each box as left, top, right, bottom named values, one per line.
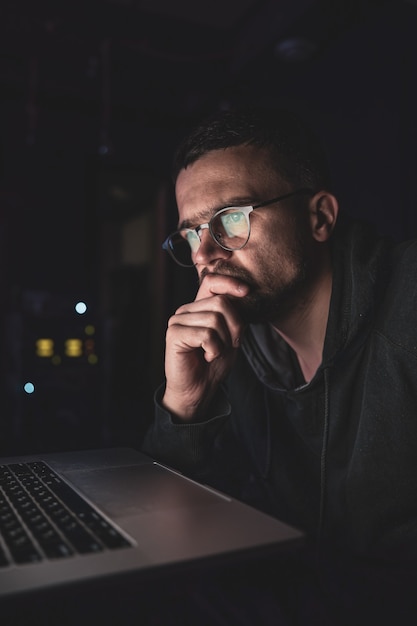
left=200, top=326, right=216, bottom=344
left=166, top=323, right=181, bottom=341
left=206, top=310, right=222, bottom=327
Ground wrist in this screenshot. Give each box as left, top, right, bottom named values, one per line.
left=162, top=389, right=202, bottom=423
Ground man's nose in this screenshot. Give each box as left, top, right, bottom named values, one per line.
left=194, top=229, right=232, bottom=266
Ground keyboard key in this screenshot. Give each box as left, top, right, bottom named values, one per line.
left=79, top=511, right=131, bottom=549
left=5, top=530, right=42, bottom=564
left=1, top=461, right=132, bottom=564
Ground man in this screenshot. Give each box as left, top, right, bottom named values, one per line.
left=142, top=108, right=417, bottom=624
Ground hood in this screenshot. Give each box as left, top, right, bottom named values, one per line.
left=323, top=214, right=391, bottom=365
left=241, top=213, right=392, bottom=390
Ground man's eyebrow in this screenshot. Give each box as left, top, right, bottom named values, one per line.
left=178, top=207, right=218, bottom=230
left=179, top=215, right=205, bottom=231
left=178, top=197, right=255, bottom=230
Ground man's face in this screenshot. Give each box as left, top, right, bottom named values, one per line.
left=175, top=144, right=318, bottom=325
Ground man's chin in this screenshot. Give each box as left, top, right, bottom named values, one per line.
left=234, top=289, right=298, bottom=326
left=232, top=293, right=276, bottom=325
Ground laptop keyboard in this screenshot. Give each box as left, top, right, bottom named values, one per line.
left=0, top=461, right=132, bottom=567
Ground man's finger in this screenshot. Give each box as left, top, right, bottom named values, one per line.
left=196, top=273, right=250, bottom=301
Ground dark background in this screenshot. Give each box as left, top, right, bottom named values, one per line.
left=1, top=0, right=416, bottom=455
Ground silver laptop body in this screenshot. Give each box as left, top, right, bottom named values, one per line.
left=0, top=447, right=303, bottom=599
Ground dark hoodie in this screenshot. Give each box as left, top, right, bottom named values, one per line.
left=142, top=214, right=417, bottom=563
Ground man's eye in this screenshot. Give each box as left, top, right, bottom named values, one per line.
left=186, top=231, right=200, bottom=252
left=219, top=212, right=246, bottom=237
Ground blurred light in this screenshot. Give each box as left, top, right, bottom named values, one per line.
left=274, top=37, right=317, bottom=62
left=65, top=339, right=83, bottom=357
left=36, top=338, right=54, bottom=357
left=24, top=382, right=35, bottom=394
left=51, top=355, right=61, bottom=366
left=98, top=144, right=110, bottom=156
left=75, top=301, right=87, bottom=315
left=88, top=354, right=98, bottom=365
left=85, top=324, right=95, bottom=336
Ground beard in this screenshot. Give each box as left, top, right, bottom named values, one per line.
left=199, top=251, right=309, bottom=326
left=197, top=208, right=316, bottom=325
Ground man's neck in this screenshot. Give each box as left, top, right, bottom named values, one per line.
left=271, top=270, right=333, bottom=383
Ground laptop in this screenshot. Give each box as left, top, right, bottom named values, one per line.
left=0, top=446, right=303, bottom=615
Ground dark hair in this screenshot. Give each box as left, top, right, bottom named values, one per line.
left=172, top=107, right=331, bottom=191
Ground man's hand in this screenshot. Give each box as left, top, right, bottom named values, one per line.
left=162, top=274, right=249, bottom=421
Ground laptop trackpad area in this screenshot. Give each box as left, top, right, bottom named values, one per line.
left=62, top=463, right=227, bottom=518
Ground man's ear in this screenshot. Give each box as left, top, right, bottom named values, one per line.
left=309, top=191, right=339, bottom=242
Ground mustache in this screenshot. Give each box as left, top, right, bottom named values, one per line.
left=199, top=262, right=256, bottom=289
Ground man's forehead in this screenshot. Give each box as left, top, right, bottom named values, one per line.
left=175, top=147, right=279, bottom=211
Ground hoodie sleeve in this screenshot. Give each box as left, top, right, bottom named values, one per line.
left=141, top=383, right=251, bottom=497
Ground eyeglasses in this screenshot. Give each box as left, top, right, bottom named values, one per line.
left=162, top=188, right=312, bottom=267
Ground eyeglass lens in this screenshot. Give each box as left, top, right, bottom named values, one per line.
left=170, top=208, right=250, bottom=266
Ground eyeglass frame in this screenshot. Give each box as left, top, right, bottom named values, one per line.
left=162, top=187, right=313, bottom=267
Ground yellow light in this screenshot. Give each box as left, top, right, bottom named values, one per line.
left=65, top=338, right=83, bottom=357
left=88, top=354, right=98, bottom=365
left=85, top=325, right=95, bottom=336
left=36, top=338, right=54, bottom=357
